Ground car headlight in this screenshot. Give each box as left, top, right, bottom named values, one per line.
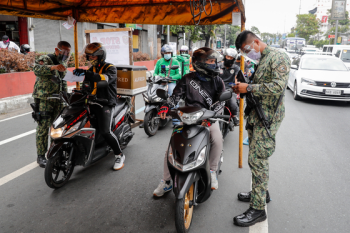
left=178, top=110, right=203, bottom=125
left=50, top=125, right=66, bottom=139
left=65, top=121, right=82, bottom=135
left=168, top=146, right=207, bottom=171
left=301, top=78, right=316, bottom=85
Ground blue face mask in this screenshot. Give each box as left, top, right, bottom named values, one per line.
left=164, top=54, right=172, bottom=60
left=206, top=63, right=217, bottom=70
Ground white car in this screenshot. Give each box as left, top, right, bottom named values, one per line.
left=288, top=55, right=350, bottom=101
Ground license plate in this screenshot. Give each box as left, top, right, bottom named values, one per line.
left=325, top=89, right=341, bottom=95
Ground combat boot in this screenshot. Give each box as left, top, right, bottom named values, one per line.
left=233, top=207, right=267, bottom=227
left=237, top=190, right=271, bottom=203
left=37, top=155, right=47, bottom=168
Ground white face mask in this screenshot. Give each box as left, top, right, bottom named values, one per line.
left=242, top=41, right=261, bottom=63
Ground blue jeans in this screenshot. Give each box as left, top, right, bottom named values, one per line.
left=168, top=82, right=180, bottom=126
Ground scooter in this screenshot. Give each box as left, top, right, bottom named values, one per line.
left=44, top=81, right=134, bottom=189
left=142, top=65, right=179, bottom=136
left=156, top=89, right=232, bottom=233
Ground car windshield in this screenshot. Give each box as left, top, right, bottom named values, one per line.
left=301, top=57, right=348, bottom=71
left=340, top=49, right=350, bottom=62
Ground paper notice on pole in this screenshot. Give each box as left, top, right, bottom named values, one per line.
left=63, top=71, right=84, bottom=82
left=62, top=17, right=76, bottom=30
left=232, top=12, right=241, bottom=26
left=62, top=21, right=75, bottom=30
left=90, top=31, right=130, bottom=65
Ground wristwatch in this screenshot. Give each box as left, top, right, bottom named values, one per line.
left=246, top=84, right=253, bottom=93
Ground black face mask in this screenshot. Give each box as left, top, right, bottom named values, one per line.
left=224, top=58, right=234, bottom=67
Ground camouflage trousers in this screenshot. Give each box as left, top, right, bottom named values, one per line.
left=35, top=98, right=62, bottom=156
left=247, top=120, right=282, bottom=210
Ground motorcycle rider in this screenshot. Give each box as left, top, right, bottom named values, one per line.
left=219, top=48, right=240, bottom=127
left=0, top=35, right=20, bottom=52
left=73, top=42, right=125, bottom=171
left=153, top=47, right=225, bottom=197
left=20, top=44, right=31, bottom=55
left=154, top=44, right=182, bottom=127
left=176, top=45, right=191, bottom=77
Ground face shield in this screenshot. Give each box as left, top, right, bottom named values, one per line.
left=57, top=47, right=71, bottom=62
left=239, top=41, right=261, bottom=64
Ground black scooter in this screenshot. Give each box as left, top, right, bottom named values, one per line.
left=142, top=65, right=179, bottom=136
left=44, top=81, right=134, bottom=189
left=156, top=89, right=232, bottom=233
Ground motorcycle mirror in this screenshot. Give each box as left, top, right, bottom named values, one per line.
left=156, top=89, right=168, bottom=100
left=170, top=65, right=179, bottom=70
left=219, top=90, right=233, bottom=102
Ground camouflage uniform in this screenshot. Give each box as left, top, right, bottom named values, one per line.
left=32, top=54, right=67, bottom=156
left=246, top=46, right=290, bottom=210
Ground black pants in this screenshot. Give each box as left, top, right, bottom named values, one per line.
left=227, top=94, right=238, bottom=116
left=91, top=105, right=122, bottom=155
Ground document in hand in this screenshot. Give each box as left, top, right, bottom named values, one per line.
left=63, top=71, right=85, bottom=82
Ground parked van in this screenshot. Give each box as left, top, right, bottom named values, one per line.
left=322, top=45, right=350, bottom=69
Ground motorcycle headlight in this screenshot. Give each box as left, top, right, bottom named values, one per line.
left=153, top=96, right=162, bottom=102
left=65, top=121, right=82, bottom=135
left=178, top=111, right=203, bottom=125
left=301, top=78, right=316, bottom=85
left=143, top=96, right=149, bottom=102
left=168, top=146, right=207, bottom=172
left=50, top=125, right=66, bottom=139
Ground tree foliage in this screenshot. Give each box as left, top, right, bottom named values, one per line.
left=216, top=25, right=241, bottom=47
left=295, top=14, right=320, bottom=40
left=313, top=39, right=329, bottom=49
left=250, top=26, right=261, bottom=35
left=327, top=9, right=350, bottom=26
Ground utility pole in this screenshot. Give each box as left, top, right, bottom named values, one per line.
left=334, top=20, right=339, bottom=45
left=167, top=25, right=170, bottom=44
left=299, top=0, right=301, bottom=15
left=224, top=24, right=227, bottom=48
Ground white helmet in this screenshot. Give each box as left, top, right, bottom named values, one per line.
left=223, top=48, right=238, bottom=59
left=180, top=45, right=189, bottom=54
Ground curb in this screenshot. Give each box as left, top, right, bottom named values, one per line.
left=0, top=86, right=75, bottom=115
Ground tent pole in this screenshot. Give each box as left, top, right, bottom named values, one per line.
left=73, top=9, right=80, bottom=90
left=238, top=20, right=245, bottom=169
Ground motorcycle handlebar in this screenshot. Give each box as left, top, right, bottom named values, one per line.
left=215, top=115, right=230, bottom=120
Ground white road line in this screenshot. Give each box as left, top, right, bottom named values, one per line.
left=0, top=112, right=31, bottom=122
left=0, top=162, right=37, bottom=187
left=249, top=181, right=269, bottom=233
left=0, top=129, right=36, bottom=146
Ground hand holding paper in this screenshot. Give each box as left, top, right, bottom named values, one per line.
left=63, top=71, right=85, bottom=82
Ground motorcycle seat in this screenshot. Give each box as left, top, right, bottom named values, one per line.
left=113, top=98, right=127, bottom=117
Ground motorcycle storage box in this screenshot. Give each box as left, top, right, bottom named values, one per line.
left=116, top=65, right=147, bottom=95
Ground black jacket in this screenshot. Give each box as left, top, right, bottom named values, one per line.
left=218, top=63, right=240, bottom=89
left=167, top=72, right=225, bottom=113
left=84, top=62, right=118, bottom=106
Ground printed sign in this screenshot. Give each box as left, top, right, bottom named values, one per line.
left=331, top=0, right=347, bottom=20
left=90, top=31, right=130, bottom=65
left=322, top=16, right=328, bottom=23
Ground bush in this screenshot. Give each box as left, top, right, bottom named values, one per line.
left=133, top=51, right=150, bottom=61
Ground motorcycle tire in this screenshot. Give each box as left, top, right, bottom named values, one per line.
left=175, top=183, right=194, bottom=233
left=144, top=109, right=160, bottom=137
left=45, top=150, right=75, bottom=189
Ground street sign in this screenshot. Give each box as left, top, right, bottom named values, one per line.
left=329, top=35, right=335, bottom=38
left=217, top=40, right=221, bottom=48
left=282, top=33, right=286, bottom=39
left=331, top=0, right=347, bottom=20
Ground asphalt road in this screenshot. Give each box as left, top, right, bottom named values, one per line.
left=0, top=91, right=350, bottom=233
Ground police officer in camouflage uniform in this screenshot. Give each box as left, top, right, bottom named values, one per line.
left=232, top=31, right=290, bottom=227
left=32, top=41, right=71, bottom=168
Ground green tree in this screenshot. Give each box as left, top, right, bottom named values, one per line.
left=295, top=14, right=320, bottom=40
left=251, top=26, right=260, bottom=35
left=216, top=25, right=241, bottom=47
left=287, top=33, right=295, bottom=37
left=313, top=39, right=329, bottom=49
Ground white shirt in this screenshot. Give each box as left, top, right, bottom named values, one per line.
left=0, top=41, right=20, bottom=53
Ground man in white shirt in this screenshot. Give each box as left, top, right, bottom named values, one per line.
left=0, top=35, right=20, bottom=53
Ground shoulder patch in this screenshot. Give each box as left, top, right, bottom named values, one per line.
left=277, top=64, right=288, bottom=73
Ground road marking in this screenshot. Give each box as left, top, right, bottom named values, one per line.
left=0, top=129, right=36, bottom=146
left=0, top=162, right=37, bottom=187
left=136, top=106, right=145, bottom=114
left=0, top=112, right=31, bottom=123
left=249, top=181, right=268, bottom=233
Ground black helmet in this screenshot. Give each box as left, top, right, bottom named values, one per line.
left=192, top=47, right=222, bottom=76
left=20, top=44, right=30, bottom=54
left=161, top=44, right=173, bottom=57
left=83, top=42, right=107, bottom=66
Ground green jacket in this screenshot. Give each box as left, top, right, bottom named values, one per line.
left=248, top=46, right=291, bottom=125
left=154, top=57, right=182, bottom=81
left=176, top=54, right=191, bottom=76
left=32, top=54, right=68, bottom=100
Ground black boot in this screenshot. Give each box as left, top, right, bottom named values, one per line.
left=237, top=190, right=271, bottom=203
left=233, top=117, right=239, bottom=126
left=233, top=207, right=267, bottom=227
left=37, top=155, right=47, bottom=168
left=139, top=122, right=144, bottom=128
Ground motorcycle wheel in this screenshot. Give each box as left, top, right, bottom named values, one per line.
left=144, top=109, right=160, bottom=137
left=175, top=183, right=194, bottom=233
left=45, top=149, right=75, bottom=189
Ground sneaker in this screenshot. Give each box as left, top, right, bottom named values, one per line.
left=210, top=170, right=218, bottom=190
left=233, top=117, right=239, bottom=126
left=113, top=154, right=125, bottom=170
left=153, top=179, right=173, bottom=197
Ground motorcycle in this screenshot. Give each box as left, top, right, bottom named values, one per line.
left=156, top=89, right=232, bottom=233
left=142, top=65, right=179, bottom=136
left=44, top=81, right=134, bottom=189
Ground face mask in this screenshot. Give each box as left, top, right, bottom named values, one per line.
left=164, top=54, right=171, bottom=60
left=90, top=59, right=99, bottom=67
left=3, top=39, right=9, bottom=45
left=206, top=63, right=217, bottom=70
left=224, top=59, right=234, bottom=67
